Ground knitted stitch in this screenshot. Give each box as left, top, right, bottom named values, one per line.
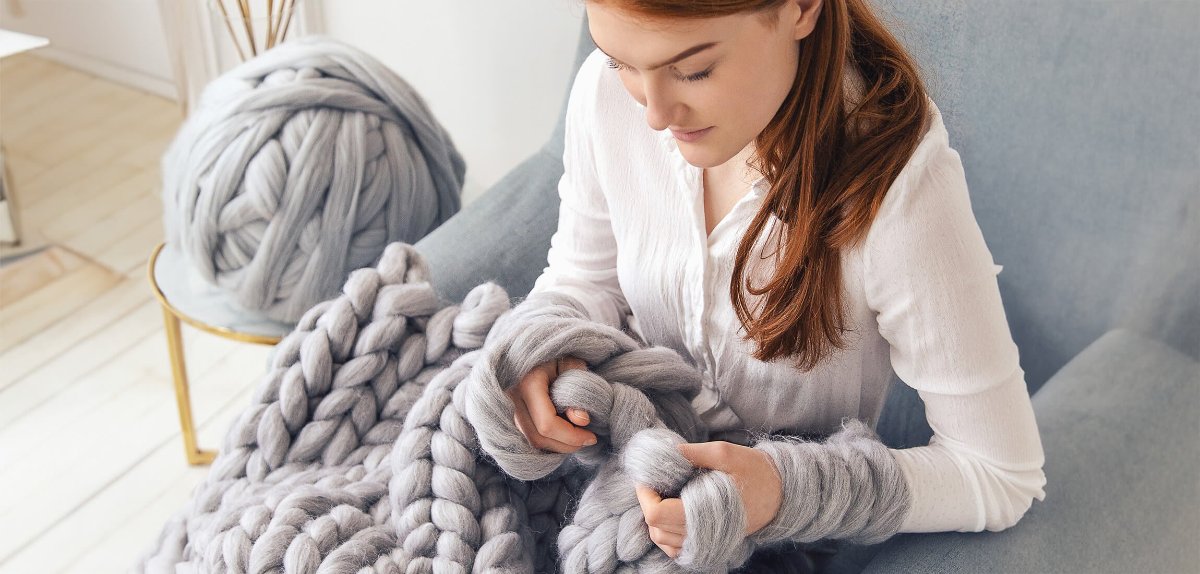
left=136, top=241, right=909, bottom=573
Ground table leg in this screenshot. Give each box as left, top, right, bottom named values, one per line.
left=0, top=143, right=23, bottom=246
left=160, top=302, right=217, bottom=466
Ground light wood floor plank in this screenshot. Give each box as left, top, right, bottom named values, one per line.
left=6, top=79, right=141, bottom=155
left=59, top=188, right=162, bottom=265
left=0, top=245, right=87, bottom=304
left=0, top=53, right=46, bottom=89
left=99, top=214, right=165, bottom=277
left=2, top=73, right=134, bottom=141
left=6, top=440, right=210, bottom=574
left=0, top=339, right=270, bottom=566
left=0, top=317, right=238, bottom=466
left=15, top=158, right=139, bottom=219
left=2, top=148, right=52, bottom=191
left=22, top=89, right=178, bottom=171
left=62, top=385, right=257, bottom=573
left=1, top=74, right=112, bottom=142
left=0, top=300, right=159, bottom=418
left=0, top=58, right=94, bottom=122
left=64, top=96, right=182, bottom=173
left=39, top=168, right=157, bottom=243
left=0, top=261, right=122, bottom=352
left=0, top=275, right=151, bottom=391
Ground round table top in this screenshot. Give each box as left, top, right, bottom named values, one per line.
left=148, top=242, right=296, bottom=343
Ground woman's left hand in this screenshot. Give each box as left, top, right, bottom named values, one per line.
left=633, top=441, right=784, bottom=559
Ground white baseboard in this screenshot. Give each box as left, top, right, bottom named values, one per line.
left=33, top=46, right=180, bottom=102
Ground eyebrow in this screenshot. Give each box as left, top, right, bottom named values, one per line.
left=591, top=37, right=719, bottom=71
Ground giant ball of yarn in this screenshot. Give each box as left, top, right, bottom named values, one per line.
left=161, top=35, right=466, bottom=322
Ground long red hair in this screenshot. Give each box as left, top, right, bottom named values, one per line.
left=591, top=0, right=930, bottom=371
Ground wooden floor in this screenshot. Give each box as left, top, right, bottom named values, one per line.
left=0, top=55, right=276, bottom=573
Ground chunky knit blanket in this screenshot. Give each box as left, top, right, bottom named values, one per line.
left=135, top=242, right=907, bottom=573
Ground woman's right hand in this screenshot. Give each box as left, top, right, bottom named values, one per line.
left=506, top=355, right=598, bottom=453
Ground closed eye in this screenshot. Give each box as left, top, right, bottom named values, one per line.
left=606, top=57, right=713, bottom=83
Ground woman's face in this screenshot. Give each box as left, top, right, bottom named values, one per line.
left=585, top=0, right=821, bottom=169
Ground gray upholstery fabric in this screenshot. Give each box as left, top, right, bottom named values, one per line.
left=861, top=328, right=1200, bottom=573
left=871, top=0, right=1199, bottom=386
left=414, top=149, right=564, bottom=305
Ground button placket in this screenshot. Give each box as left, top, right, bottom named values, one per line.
left=660, top=130, right=728, bottom=404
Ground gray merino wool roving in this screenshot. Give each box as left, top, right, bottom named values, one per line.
left=161, top=35, right=466, bottom=323
left=134, top=242, right=910, bottom=574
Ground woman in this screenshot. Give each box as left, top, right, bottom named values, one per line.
left=478, top=0, right=1046, bottom=570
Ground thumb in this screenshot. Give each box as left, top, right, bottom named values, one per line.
left=676, top=442, right=726, bottom=471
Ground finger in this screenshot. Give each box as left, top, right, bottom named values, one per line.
left=635, top=484, right=662, bottom=506
left=635, top=486, right=689, bottom=536
left=660, top=545, right=681, bottom=560
left=676, top=441, right=732, bottom=472
left=556, top=358, right=591, bottom=427
left=651, top=497, right=687, bottom=531
left=649, top=519, right=686, bottom=536
left=634, top=484, right=661, bottom=523
left=559, top=356, right=587, bottom=371
left=521, top=368, right=596, bottom=447
left=511, top=393, right=584, bottom=453
left=649, top=526, right=685, bottom=547
left=565, top=407, right=591, bottom=427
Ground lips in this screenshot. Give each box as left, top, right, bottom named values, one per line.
left=670, top=126, right=713, bottom=143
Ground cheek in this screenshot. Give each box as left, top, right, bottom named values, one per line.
left=619, top=75, right=647, bottom=107
left=724, top=69, right=784, bottom=128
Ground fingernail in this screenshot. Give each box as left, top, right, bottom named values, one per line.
left=585, top=437, right=597, bottom=446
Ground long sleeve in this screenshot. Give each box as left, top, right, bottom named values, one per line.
left=862, top=132, right=1047, bottom=533
left=526, top=52, right=631, bottom=331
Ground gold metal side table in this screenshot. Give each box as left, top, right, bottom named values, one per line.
left=147, top=242, right=294, bottom=465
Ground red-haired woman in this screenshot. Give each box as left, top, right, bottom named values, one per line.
left=476, top=1, right=1046, bottom=571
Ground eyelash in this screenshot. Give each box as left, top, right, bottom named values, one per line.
left=606, top=57, right=713, bottom=83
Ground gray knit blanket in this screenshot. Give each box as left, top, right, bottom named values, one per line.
left=135, top=242, right=907, bottom=573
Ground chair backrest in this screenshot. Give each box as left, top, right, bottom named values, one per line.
left=873, top=1, right=1199, bottom=388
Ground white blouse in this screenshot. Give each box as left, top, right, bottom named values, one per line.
left=527, top=48, right=1047, bottom=534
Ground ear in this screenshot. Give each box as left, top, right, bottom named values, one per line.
left=790, top=0, right=824, bottom=41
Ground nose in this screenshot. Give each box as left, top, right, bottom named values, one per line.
left=637, top=77, right=682, bottom=132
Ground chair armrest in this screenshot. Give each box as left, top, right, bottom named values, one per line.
left=413, top=148, right=563, bottom=305
left=856, top=328, right=1200, bottom=574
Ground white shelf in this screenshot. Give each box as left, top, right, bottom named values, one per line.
left=0, top=28, right=50, bottom=59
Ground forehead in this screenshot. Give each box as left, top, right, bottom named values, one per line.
left=585, top=3, right=742, bottom=61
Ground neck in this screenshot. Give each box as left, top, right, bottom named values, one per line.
left=708, top=140, right=762, bottom=185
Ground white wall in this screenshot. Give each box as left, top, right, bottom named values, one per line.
left=320, top=0, right=587, bottom=202
left=0, top=0, right=176, bottom=99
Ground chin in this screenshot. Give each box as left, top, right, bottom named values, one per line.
left=677, top=145, right=730, bottom=169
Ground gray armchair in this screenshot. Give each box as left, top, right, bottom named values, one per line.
left=415, top=3, right=1199, bottom=572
